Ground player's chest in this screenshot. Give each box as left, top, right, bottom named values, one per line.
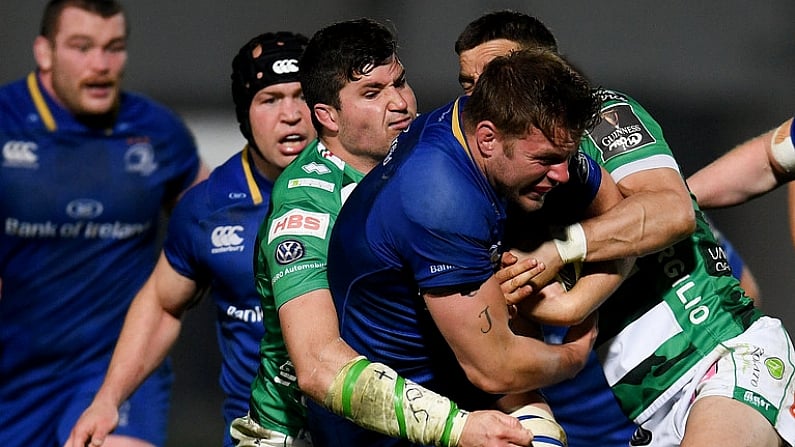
left=1, top=131, right=169, bottom=221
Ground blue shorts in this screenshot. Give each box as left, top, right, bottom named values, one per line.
left=541, top=325, right=637, bottom=447
left=223, top=394, right=251, bottom=447
left=0, top=358, right=173, bottom=447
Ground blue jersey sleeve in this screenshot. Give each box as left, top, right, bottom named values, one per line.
left=383, top=143, right=499, bottom=294
left=163, top=181, right=207, bottom=282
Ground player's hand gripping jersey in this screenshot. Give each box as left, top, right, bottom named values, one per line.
left=541, top=90, right=795, bottom=446
left=322, top=97, right=602, bottom=446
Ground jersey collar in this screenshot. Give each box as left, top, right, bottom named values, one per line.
left=241, top=145, right=265, bottom=205
left=26, top=72, right=57, bottom=132
left=451, top=96, right=474, bottom=162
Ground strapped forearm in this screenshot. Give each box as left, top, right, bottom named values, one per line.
left=552, top=223, right=587, bottom=264
left=771, top=118, right=795, bottom=174
left=324, top=356, right=468, bottom=447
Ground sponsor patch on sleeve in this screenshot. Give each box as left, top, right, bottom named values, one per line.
left=587, top=103, right=655, bottom=162
left=267, top=209, right=330, bottom=243
left=699, top=240, right=733, bottom=277
left=287, top=177, right=335, bottom=192
left=274, top=239, right=304, bottom=265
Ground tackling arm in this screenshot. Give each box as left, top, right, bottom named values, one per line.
left=280, top=289, right=534, bottom=447
left=502, top=163, right=635, bottom=313
left=425, top=276, right=595, bottom=395
left=688, top=118, right=795, bottom=209
left=516, top=257, right=633, bottom=326
left=580, top=167, right=695, bottom=260
left=66, top=252, right=198, bottom=447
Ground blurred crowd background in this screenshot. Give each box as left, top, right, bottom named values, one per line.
left=2, top=1, right=793, bottom=445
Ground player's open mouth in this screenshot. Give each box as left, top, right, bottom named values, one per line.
left=280, top=134, right=308, bottom=153
left=84, top=82, right=114, bottom=97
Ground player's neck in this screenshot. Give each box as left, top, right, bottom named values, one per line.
left=319, top=136, right=381, bottom=175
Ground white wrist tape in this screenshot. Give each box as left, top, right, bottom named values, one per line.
left=509, top=405, right=567, bottom=447
left=552, top=223, right=587, bottom=264
left=324, top=356, right=468, bottom=447
left=770, top=118, right=795, bottom=173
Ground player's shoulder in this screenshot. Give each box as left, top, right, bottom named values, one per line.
left=187, top=150, right=262, bottom=212
left=271, top=140, right=346, bottom=211
left=596, top=88, right=643, bottom=107
left=0, top=77, right=35, bottom=125
left=0, top=77, right=28, bottom=102
left=595, top=88, right=658, bottom=122
left=275, top=140, right=347, bottom=192
left=170, top=174, right=210, bottom=221
left=116, top=91, right=192, bottom=135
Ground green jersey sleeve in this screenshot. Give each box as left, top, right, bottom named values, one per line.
left=581, top=89, right=681, bottom=182
left=255, top=141, right=364, bottom=310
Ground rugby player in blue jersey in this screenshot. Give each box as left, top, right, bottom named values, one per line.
left=66, top=31, right=315, bottom=447
left=236, top=18, right=545, bottom=447
left=457, top=11, right=794, bottom=447
left=0, top=1, right=209, bottom=446
left=321, top=48, right=633, bottom=446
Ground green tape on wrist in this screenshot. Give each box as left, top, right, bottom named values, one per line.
left=340, top=357, right=370, bottom=418
left=394, top=375, right=407, bottom=439
left=439, top=401, right=459, bottom=447
left=324, top=356, right=468, bottom=446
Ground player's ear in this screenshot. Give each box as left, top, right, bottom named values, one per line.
left=313, top=103, right=338, bottom=133
left=475, top=121, right=498, bottom=158
left=33, top=36, right=54, bottom=72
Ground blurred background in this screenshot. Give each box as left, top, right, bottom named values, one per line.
left=2, top=1, right=793, bottom=445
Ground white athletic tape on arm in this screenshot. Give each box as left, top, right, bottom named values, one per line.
left=771, top=118, right=795, bottom=173
left=324, top=356, right=468, bottom=447
left=552, top=223, right=588, bottom=264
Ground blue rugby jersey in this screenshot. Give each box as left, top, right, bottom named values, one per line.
left=0, top=72, right=199, bottom=428
left=164, top=147, right=272, bottom=446
left=320, top=97, right=602, bottom=446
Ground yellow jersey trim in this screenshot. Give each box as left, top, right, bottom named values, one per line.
left=27, top=72, right=56, bottom=132
left=451, top=98, right=472, bottom=161
left=241, top=145, right=264, bottom=205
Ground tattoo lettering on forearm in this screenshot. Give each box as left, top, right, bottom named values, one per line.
left=479, top=306, right=493, bottom=333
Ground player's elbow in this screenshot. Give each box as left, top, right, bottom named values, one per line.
left=461, top=363, right=525, bottom=394
left=293, top=364, right=327, bottom=402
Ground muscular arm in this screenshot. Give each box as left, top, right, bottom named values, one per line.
left=508, top=168, right=695, bottom=290
left=281, top=289, right=536, bottom=446
left=278, top=288, right=359, bottom=403
left=67, top=252, right=198, bottom=447
left=688, top=119, right=795, bottom=208
left=425, top=276, right=595, bottom=395
left=280, top=288, right=534, bottom=447
left=503, top=164, right=635, bottom=310
left=583, top=167, right=695, bottom=260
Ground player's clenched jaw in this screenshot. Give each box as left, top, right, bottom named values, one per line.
left=334, top=57, right=417, bottom=162
left=491, top=127, right=574, bottom=213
